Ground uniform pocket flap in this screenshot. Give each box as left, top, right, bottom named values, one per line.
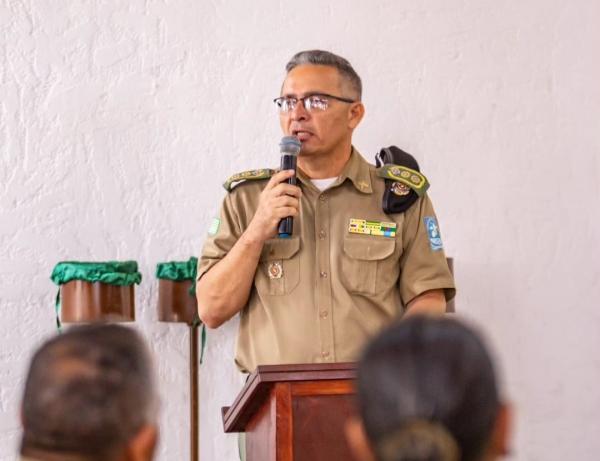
left=343, top=237, right=395, bottom=261
left=260, top=237, right=301, bottom=261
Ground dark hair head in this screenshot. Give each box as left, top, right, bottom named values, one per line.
left=20, top=324, right=157, bottom=461
left=285, top=49, right=362, bottom=100
left=357, top=316, right=500, bottom=461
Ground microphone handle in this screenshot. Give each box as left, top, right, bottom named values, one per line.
left=278, top=153, right=297, bottom=238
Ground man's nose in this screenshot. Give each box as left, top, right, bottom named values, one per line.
left=290, top=101, right=309, bottom=121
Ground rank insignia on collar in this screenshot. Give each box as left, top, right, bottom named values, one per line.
left=268, top=261, right=283, bottom=279
left=223, top=169, right=275, bottom=192
left=349, top=218, right=397, bottom=238
left=357, top=180, right=370, bottom=191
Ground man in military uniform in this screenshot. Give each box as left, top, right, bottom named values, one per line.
left=197, top=50, right=455, bottom=373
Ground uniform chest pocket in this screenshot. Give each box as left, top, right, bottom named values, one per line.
left=340, top=237, right=396, bottom=295
left=256, top=237, right=301, bottom=296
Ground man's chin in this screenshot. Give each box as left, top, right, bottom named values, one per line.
left=298, top=140, right=322, bottom=156
left=299, top=147, right=320, bottom=157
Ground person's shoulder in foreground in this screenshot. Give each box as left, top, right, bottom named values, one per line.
left=19, top=324, right=158, bottom=461
left=346, top=315, right=512, bottom=461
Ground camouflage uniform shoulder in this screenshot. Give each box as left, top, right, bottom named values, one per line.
left=222, top=169, right=275, bottom=192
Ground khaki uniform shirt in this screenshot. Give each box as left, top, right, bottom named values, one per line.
left=198, top=148, right=455, bottom=373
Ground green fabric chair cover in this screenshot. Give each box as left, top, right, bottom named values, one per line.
left=155, top=256, right=206, bottom=362
left=50, top=261, right=142, bottom=330
left=155, top=256, right=198, bottom=294
left=51, top=261, right=142, bottom=286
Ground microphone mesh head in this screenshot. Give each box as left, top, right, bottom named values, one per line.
left=280, top=136, right=302, bottom=155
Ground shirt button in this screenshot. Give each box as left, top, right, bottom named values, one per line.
left=319, top=271, right=328, bottom=278
left=320, top=310, right=328, bottom=319
left=319, top=195, right=327, bottom=202
left=321, top=351, right=330, bottom=359
left=318, top=230, right=326, bottom=239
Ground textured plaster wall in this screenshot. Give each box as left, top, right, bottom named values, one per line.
left=1, top=1, right=599, bottom=460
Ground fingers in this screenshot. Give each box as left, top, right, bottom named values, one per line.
left=264, top=169, right=296, bottom=191
left=275, top=206, right=299, bottom=218
left=258, top=195, right=299, bottom=223
left=272, top=182, right=302, bottom=198
left=248, top=170, right=301, bottom=241
left=271, top=195, right=300, bottom=210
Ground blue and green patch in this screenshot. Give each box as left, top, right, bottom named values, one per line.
left=424, top=217, right=443, bottom=251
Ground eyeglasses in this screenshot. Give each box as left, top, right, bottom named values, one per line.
left=273, top=93, right=356, bottom=114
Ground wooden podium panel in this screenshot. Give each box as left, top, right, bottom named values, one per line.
left=222, top=363, right=358, bottom=461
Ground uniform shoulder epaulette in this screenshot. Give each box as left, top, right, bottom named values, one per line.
left=376, top=164, right=430, bottom=197
left=223, top=169, right=275, bottom=192
left=375, top=146, right=429, bottom=214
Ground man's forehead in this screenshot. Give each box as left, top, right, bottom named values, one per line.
left=280, top=64, right=343, bottom=96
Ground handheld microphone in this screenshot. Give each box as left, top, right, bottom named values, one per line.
left=277, top=135, right=302, bottom=238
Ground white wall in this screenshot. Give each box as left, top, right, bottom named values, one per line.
left=1, top=1, right=599, bottom=459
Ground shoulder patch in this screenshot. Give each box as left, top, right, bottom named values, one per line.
left=376, top=165, right=430, bottom=197
left=223, top=169, right=275, bottom=192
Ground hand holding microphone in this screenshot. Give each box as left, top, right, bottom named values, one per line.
left=243, top=136, right=302, bottom=244
left=277, top=136, right=301, bottom=238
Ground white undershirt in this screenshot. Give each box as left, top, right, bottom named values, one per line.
left=310, top=177, right=338, bottom=191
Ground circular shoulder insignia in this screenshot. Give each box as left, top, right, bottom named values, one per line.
left=400, top=170, right=411, bottom=179
left=391, top=182, right=411, bottom=196
left=410, top=174, right=421, bottom=184
left=268, top=261, right=283, bottom=279
left=390, top=166, right=402, bottom=176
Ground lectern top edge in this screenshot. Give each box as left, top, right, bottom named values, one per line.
left=222, top=362, right=357, bottom=433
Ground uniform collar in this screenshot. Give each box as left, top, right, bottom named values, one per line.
left=338, top=146, right=373, bottom=194
left=296, top=146, right=373, bottom=194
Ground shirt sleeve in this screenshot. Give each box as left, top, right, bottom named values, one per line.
left=197, top=193, right=242, bottom=281
left=398, top=193, right=456, bottom=305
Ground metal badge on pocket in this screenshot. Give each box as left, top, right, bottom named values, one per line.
left=268, top=261, right=283, bottom=279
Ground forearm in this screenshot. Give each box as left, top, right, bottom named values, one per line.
left=405, top=289, right=446, bottom=317
left=196, top=233, right=264, bottom=328
left=197, top=169, right=302, bottom=328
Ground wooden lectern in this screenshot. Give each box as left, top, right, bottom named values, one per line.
left=222, top=363, right=358, bottom=461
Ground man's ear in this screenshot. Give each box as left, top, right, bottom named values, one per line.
left=489, top=403, right=512, bottom=458
left=348, top=102, right=365, bottom=130
left=123, top=424, right=158, bottom=461
left=345, top=416, right=376, bottom=461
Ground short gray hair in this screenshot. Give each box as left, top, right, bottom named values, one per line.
left=20, top=324, right=158, bottom=461
left=285, top=50, right=362, bottom=100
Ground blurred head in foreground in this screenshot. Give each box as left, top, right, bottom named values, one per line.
left=347, top=316, right=511, bottom=461
left=20, top=324, right=158, bottom=461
